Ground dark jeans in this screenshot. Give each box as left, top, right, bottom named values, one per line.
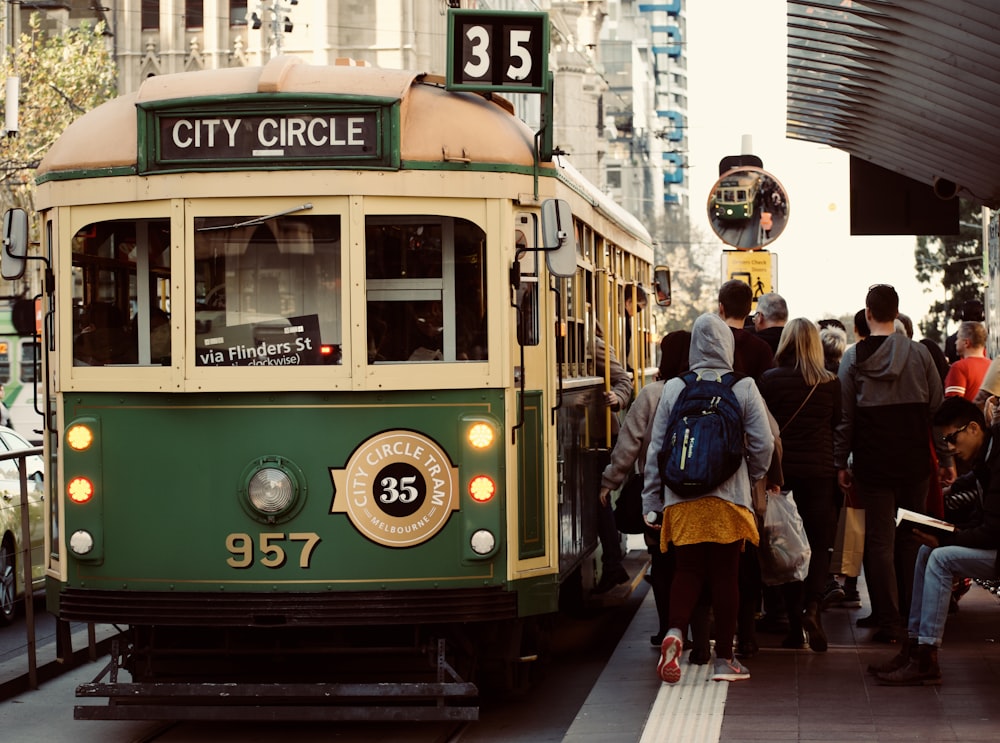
left=669, top=541, right=742, bottom=659
left=787, top=476, right=838, bottom=604
left=857, top=477, right=929, bottom=630
left=770, top=477, right=838, bottom=637
left=738, top=543, right=762, bottom=643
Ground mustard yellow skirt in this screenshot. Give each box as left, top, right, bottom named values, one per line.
left=660, top=496, right=759, bottom=553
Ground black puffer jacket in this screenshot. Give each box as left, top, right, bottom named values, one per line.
left=940, top=427, right=1000, bottom=575
left=759, top=365, right=841, bottom=478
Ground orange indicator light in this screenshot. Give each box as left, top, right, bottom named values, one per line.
left=468, top=423, right=494, bottom=449
left=68, top=477, right=94, bottom=504
left=469, top=476, right=496, bottom=502
left=67, top=424, right=94, bottom=451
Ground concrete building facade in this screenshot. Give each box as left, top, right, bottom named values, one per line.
left=12, top=0, right=684, bottom=244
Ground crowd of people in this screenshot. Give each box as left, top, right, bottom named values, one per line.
left=596, top=282, right=1000, bottom=686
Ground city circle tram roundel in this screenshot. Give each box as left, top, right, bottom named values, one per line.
left=329, top=430, right=459, bottom=547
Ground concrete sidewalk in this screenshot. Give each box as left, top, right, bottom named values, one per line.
left=566, top=573, right=1000, bottom=742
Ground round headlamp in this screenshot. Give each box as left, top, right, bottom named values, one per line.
left=248, top=467, right=294, bottom=513
left=240, top=456, right=306, bottom=523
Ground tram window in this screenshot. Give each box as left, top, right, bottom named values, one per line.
left=72, top=219, right=170, bottom=367
left=193, top=215, right=341, bottom=366
left=516, top=251, right=539, bottom=347
left=366, top=217, right=487, bottom=363
left=18, top=340, right=37, bottom=383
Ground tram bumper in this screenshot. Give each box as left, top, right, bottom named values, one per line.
left=75, top=636, right=479, bottom=722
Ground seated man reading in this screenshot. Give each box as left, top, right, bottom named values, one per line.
left=870, top=396, right=1000, bottom=686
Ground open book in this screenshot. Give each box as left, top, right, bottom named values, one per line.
left=895, top=508, right=955, bottom=537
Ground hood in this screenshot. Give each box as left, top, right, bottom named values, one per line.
left=689, top=313, right=735, bottom=373
left=857, top=333, right=916, bottom=381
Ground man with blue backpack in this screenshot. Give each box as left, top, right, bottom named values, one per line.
left=643, top=312, right=774, bottom=684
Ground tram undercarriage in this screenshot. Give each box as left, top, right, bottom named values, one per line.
left=76, top=630, right=479, bottom=721
left=71, top=596, right=548, bottom=721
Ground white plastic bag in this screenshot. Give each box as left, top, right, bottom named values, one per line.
left=759, top=490, right=811, bottom=586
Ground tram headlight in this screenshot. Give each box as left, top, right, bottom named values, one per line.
left=240, top=456, right=306, bottom=523
left=470, top=529, right=495, bottom=555
left=248, top=468, right=295, bottom=513
left=69, top=529, right=94, bottom=556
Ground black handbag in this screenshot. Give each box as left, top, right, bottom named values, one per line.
left=614, top=473, right=646, bottom=534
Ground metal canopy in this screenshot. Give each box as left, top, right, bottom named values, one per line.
left=787, top=0, right=1000, bottom=208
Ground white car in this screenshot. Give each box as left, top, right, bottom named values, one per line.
left=0, top=426, right=44, bottom=624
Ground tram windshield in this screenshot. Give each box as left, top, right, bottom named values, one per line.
left=366, top=216, right=487, bottom=363
left=193, top=215, right=342, bottom=366
left=69, top=212, right=486, bottom=369
left=72, top=218, right=171, bottom=366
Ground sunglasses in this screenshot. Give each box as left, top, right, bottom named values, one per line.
left=868, top=283, right=895, bottom=292
left=942, top=423, right=970, bottom=445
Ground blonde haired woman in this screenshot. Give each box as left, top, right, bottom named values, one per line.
left=759, top=318, right=841, bottom=652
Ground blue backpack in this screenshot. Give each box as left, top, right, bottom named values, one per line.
left=658, top=371, right=746, bottom=497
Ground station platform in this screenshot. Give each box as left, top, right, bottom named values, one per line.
left=564, top=572, right=1000, bottom=743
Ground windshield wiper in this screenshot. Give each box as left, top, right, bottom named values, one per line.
left=196, top=203, right=314, bottom=232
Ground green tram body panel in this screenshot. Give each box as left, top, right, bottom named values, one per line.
left=60, top=389, right=522, bottom=594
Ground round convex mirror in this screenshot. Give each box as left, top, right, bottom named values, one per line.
left=707, top=167, right=788, bottom=250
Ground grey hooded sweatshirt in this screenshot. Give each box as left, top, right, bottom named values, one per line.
left=834, top=332, right=943, bottom=484
left=641, top=312, right=774, bottom=518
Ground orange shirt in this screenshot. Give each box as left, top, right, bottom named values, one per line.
left=944, top=355, right=992, bottom=400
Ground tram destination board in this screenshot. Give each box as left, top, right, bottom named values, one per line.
left=138, top=102, right=397, bottom=172
left=447, top=10, right=549, bottom=93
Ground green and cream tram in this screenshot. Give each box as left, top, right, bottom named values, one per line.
left=2, top=56, right=660, bottom=720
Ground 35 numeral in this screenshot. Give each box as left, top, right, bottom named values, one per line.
left=463, top=25, right=534, bottom=82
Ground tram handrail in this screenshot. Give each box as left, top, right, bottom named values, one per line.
left=0, top=445, right=43, bottom=690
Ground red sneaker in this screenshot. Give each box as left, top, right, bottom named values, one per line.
left=657, top=634, right=683, bottom=684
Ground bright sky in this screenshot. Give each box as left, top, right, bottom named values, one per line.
left=685, top=1, right=936, bottom=335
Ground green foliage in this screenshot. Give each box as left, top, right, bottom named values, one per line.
left=914, top=200, right=984, bottom=344
left=0, top=14, right=117, bottom=214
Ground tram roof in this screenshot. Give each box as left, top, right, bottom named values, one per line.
left=786, top=0, right=1000, bottom=209
left=37, top=56, right=542, bottom=177
left=37, top=56, right=652, bottom=249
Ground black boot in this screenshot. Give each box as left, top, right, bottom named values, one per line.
left=876, top=644, right=942, bottom=686
left=802, top=601, right=828, bottom=652
left=867, top=637, right=917, bottom=676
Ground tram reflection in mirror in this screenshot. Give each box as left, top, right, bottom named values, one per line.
left=653, top=265, right=671, bottom=307
left=707, top=166, right=789, bottom=250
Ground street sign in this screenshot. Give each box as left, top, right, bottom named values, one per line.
left=446, top=10, right=549, bottom=93
left=722, top=250, right=777, bottom=306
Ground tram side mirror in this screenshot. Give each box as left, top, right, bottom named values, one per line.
left=540, top=199, right=577, bottom=278
left=707, top=166, right=789, bottom=250
left=653, top=265, right=671, bottom=307
left=1, top=208, right=27, bottom=281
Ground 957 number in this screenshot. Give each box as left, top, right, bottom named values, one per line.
left=225, top=532, right=321, bottom=569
